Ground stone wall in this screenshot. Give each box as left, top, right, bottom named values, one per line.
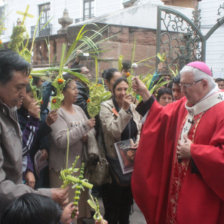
left=32, top=34, right=67, bottom=67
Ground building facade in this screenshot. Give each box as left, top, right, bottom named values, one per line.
left=0, top=0, right=199, bottom=42
left=199, top=0, right=224, bottom=77
left=0, top=0, right=122, bottom=42
left=2, top=0, right=223, bottom=78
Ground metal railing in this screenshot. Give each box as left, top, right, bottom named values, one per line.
left=30, top=24, right=52, bottom=38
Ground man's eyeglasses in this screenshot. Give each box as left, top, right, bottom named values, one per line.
left=179, top=79, right=202, bottom=88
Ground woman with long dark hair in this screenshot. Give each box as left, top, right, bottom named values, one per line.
left=99, top=77, right=141, bottom=224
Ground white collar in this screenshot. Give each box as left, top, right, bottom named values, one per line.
left=185, top=87, right=222, bottom=116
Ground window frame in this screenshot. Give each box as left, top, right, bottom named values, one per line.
left=83, top=0, right=94, bottom=20
left=38, top=2, right=50, bottom=31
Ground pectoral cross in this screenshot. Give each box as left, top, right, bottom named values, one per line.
left=16, top=5, right=34, bottom=25
left=183, top=126, right=188, bottom=133
left=217, top=94, right=224, bottom=101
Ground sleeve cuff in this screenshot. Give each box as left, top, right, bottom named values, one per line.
left=136, top=96, right=155, bottom=116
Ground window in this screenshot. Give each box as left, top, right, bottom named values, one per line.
left=39, top=3, right=50, bottom=35
left=83, top=0, right=94, bottom=20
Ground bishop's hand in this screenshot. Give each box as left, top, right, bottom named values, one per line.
left=177, top=135, right=192, bottom=160
left=132, top=77, right=151, bottom=101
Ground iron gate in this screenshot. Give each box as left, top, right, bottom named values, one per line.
left=156, top=5, right=224, bottom=72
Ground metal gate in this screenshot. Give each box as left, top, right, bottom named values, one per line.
left=156, top=5, right=224, bottom=72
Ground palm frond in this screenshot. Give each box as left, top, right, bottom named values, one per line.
left=30, top=11, right=42, bottom=53
left=63, top=68, right=89, bottom=84
left=64, top=24, right=87, bottom=64
left=94, top=56, right=99, bottom=82
left=131, top=38, right=136, bottom=65
left=118, top=55, right=123, bottom=71
left=59, top=44, right=67, bottom=76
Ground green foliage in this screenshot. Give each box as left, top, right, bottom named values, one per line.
left=169, top=64, right=179, bottom=77
left=88, top=194, right=103, bottom=222
left=156, top=52, right=166, bottom=62
left=8, top=25, right=27, bottom=54
left=50, top=44, right=67, bottom=110
left=87, top=82, right=111, bottom=118
left=50, top=94, right=64, bottom=111
left=60, top=156, right=93, bottom=217
left=126, top=74, right=136, bottom=97
left=64, top=24, right=106, bottom=65
left=138, top=73, right=168, bottom=101
left=60, top=156, right=80, bottom=188
left=0, top=13, right=6, bottom=37
left=7, top=5, right=35, bottom=62
left=118, top=55, right=124, bottom=72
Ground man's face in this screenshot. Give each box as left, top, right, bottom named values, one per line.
left=0, top=71, right=29, bottom=108
left=180, top=71, right=205, bottom=106
left=81, top=66, right=91, bottom=79
left=172, top=83, right=184, bottom=101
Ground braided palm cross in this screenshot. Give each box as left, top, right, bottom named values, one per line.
left=16, top=5, right=34, bottom=25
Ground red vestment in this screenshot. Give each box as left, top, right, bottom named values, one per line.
left=132, top=97, right=224, bottom=224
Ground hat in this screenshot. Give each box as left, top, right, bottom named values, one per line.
left=187, top=61, right=212, bottom=76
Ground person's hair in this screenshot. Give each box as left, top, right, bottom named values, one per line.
left=63, top=73, right=75, bottom=80
left=172, top=75, right=180, bottom=84
left=102, top=68, right=119, bottom=83
left=32, top=77, right=41, bottom=86
left=122, top=61, right=131, bottom=72
left=0, top=49, right=31, bottom=84
left=112, top=77, right=128, bottom=93
left=180, top=65, right=216, bottom=89
left=156, top=87, right=172, bottom=101
left=215, top=78, right=224, bottom=82
left=63, top=76, right=76, bottom=91
left=1, top=193, right=61, bottom=224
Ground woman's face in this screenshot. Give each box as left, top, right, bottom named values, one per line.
left=63, top=80, right=78, bottom=104
left=108, top=72, right=122, bottom=92
left=158, top=93, right=173, bottom=106
left=114, top=81, right=129, bottom=104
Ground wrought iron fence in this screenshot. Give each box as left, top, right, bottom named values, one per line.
left=156, top=6, right=204, bottom=72
left=156, top=6, right=224, bottom=73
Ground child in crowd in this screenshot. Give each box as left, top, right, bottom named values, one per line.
left=156, top=87, right=173, bottom=106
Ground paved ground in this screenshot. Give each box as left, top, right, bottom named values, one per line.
left=98, top=198, right=146, bottom=224
left=130, top=202, right=146, bottom=224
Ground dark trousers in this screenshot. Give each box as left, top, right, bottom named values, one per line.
left=101, top=181, right=133, bottom=224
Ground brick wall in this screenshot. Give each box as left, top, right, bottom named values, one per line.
left=66, top=23, right=158, bottom=78
left=32, top=23, right=161, bottom=78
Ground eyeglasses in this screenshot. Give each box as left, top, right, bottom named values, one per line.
left=179, top=79, right=202, bottom=88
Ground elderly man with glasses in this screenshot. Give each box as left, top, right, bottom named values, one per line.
left=131, top=61, right=224, bottom=224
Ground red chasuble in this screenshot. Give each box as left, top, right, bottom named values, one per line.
left=132, top=96, right=224, bottom=224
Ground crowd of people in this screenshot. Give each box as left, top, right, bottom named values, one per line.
left=0, top=48, right=224, bottom=224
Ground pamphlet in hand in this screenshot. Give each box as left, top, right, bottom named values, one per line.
left=114, top=138, right=137, bottom=174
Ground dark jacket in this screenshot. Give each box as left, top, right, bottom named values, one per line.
left=75, top=81, right=90, bottom=118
